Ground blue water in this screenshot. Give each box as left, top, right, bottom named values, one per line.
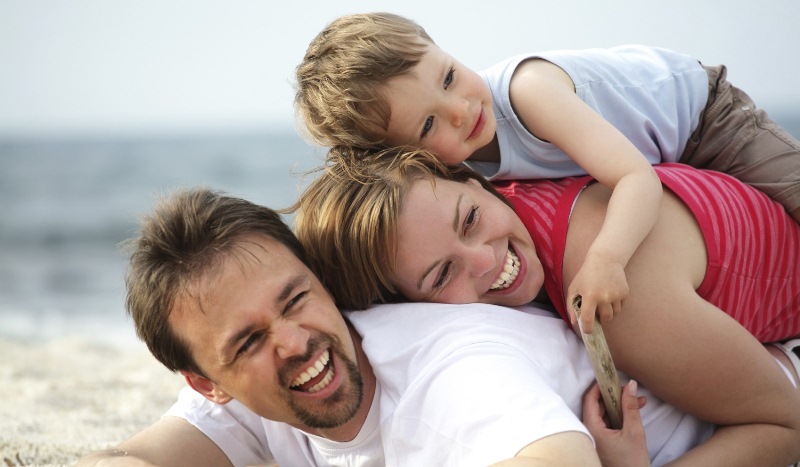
left=0, top=131, right=324, bottom=345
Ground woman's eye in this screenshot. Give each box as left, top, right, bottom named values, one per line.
left=421, top=116, right=434, bottom=139
left=463, top=206, right=478, bottom=234
left=444, top=67, right=455, bottom=89
left=433, top=261, right=452, bottom=290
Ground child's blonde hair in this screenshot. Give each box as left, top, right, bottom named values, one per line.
left=295, top=13, right=434, bottom=150
left=291, top=146, right=509, bottom=310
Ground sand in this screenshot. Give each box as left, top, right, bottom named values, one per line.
left=0, top=336, right=186, bottom=466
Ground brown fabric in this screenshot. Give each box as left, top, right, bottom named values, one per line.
left=680, top=64, right=800, bottom=212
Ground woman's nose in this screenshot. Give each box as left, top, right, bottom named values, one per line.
left=467, top=243, right=496, bottom=279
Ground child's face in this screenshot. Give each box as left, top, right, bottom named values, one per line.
left=381, top=44, right=496, bottom=165
left=391, top=177, right=544, bottom=308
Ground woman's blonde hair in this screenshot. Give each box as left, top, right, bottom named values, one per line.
left=291, top=146, right=508, bottom=310
left=294, top=12, right=434, bottom=150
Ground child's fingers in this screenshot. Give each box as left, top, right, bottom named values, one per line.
left=579, top=303, right=596, bottom=334
left=596, top=302, right=615, bottom=323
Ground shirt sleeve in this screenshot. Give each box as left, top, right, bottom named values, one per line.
left=164, top=386, right=275, bottom=467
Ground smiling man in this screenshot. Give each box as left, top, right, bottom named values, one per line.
left=75, top=187, right=719, bottom=467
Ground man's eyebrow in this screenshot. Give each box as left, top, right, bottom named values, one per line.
left=416, top=194, right=463, bottom=291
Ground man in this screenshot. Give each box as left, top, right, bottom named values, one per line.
left=77, top=187, right=715, bottom=467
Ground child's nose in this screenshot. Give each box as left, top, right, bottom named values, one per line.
left=447, top=99, right=469, bottom=127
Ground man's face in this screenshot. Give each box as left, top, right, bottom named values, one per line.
left=171, top=234, right=364, bottom=431
left=381, top=43, right=496, bottom=165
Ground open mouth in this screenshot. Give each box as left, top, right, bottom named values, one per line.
left=489, top=246, right=520, bottom=291
left=289, top=349, right=335, bottom=393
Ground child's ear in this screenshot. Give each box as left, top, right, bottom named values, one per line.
left=180, top=370, right=233, bottom=404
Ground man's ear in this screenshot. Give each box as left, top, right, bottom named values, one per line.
left=180, top=370, right=233, bottom=405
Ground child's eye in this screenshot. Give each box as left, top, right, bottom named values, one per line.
left=421, top=116, right=434, bottom=139
left=433, top=261, right=453, bottom=290
left=463, top=206, right=479, bottom=235
left=444, top=67, right=455, bottom=89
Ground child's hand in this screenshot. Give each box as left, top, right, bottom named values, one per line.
left=568, top=255, right=628, bottom=334
left=582, top=380, right=650, bottom=467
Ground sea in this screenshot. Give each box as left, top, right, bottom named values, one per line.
left=0, top=130, right=326, bottom=347
left=2, top=116, right=799, bottom=348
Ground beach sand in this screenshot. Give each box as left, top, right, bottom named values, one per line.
left=0, top=337, right=186, bottom=466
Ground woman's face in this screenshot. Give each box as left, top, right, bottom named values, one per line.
left=392, top=177, right=544, bottom=307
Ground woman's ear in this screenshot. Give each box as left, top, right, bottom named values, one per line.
left=180, top=370, right=233, bottom=404
left=466, top=177, right=483, bottom=188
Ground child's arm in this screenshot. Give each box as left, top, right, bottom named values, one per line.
left=508, top=59, right=662, bottom=334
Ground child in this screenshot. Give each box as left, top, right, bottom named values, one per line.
left=295, top=12, right=800, bottom=333
left=291, top=146, right=800, bottom=466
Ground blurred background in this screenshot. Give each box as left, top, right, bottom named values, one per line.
left=2, top=0, right=799, bottom=345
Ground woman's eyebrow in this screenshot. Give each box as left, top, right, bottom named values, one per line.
left=416, top=193, right=464, bottom=291
left=452, top=193, right=463, bottom=231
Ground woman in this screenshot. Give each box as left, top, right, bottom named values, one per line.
left=292, top=146, right=800, bottom=466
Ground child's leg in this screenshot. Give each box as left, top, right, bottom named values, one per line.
left=679, top=64, right=800, bottom=223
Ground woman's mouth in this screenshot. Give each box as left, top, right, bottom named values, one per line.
left=489, top=247, right=520, bottom=291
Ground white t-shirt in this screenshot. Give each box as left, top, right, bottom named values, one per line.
left=166, top=302, right=714, bottom=466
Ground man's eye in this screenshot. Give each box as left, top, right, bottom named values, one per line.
left=421, top=116, right=434, bottom=138
left=237, top=333, right=260, bottom=356
left=285, top=291, right=308, bottom=314
left=433, top=262, right=452, bottom=290
left=444, top=67, right=455, bottom=89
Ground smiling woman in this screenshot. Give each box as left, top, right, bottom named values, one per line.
left=391, top=167, right=541, bottom=306
left=292, top=145, right=800, bottom=466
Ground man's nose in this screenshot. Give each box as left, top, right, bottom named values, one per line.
left=272, top=320, right=310, bottom=360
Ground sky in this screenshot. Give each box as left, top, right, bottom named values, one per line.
left=1, top=0, right=799, bottom=138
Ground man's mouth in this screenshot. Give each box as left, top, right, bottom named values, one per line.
left=489, top=247, right=520, bottom=291
left=289, top=349, right=334, bottom=393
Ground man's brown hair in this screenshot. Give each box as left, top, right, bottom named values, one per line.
left=124, top=188, right=307, bottom=375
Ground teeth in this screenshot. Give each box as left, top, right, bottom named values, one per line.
left=308, top=367, right=335, bottom=393
left=490, top=248, right=520, bottom=290
left=290, top=350, right=330, bottom=389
